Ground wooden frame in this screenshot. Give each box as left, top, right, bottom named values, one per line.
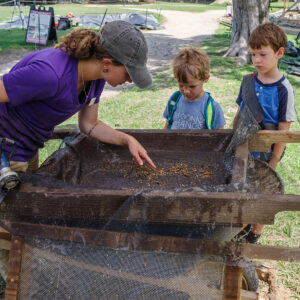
left=224, top=265, right=242, bottom=300
left=6, top=223, right=300, bottom=262
left=4, top=187, right=300, bottom=225
left=3, top=128, right=300, bottom=300
left=5, top=237, right=23, bottom=300
left=50, top=126, right=300, bottom=152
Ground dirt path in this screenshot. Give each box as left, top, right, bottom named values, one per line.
left=0, top=9, right=225, bottom=96
left=146, top=9, right=224, bottom=69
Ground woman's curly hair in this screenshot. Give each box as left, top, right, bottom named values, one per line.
left=55, top=28, right=122, bottom=65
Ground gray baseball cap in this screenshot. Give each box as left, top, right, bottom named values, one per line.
left=99, top=20, right=152, bottom=89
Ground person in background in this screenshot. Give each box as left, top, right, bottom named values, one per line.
left=163, top=48, right=225, bottom=130
left=233, top=22, right=295, bottom=243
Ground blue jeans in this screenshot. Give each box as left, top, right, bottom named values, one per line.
left=251, top=148, right=285, bottom=162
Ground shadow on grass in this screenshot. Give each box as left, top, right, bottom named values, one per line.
left=152, top=66, right=177, bottom=89
left=122, top=66, right=177, bottom=95
left=201, top=31, right=255, bottom=81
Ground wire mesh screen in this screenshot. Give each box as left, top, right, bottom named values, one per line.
left=19, top=237, right=227, bottom=300
left=0, top=131, right=284, bottom=299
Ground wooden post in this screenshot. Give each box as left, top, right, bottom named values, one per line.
left=249, top=130, right=300, bottom=152
left=231, top=141, right=248, bottom=184
left=5, top=236, right=23, bottom=300
left=224, top=265, right=242, bottom=300
left=284, top=0, right=287, bottom=12
left=0, top=227, right=11, bottom=251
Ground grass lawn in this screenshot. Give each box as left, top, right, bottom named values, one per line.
left=0, top=1, right=289, bottom=51
left=0, top=0, right=225, bottom=50
left=0, top=1, right=226, bottom=24
left=0, top=1, right=299, bottom=297
left=0, top=2, right=166, bottom=51
left=0, top=3, right=166, bottom=23
left=269, top=0, right=296, bottom=12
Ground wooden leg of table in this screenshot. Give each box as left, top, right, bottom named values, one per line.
left=5, top=236, right=23, bottom=300
left=27, top=153, right=39, bottom=173
left=224, top=264, right=242, bottom=300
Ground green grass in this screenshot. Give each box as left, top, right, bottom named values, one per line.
left=0, top=28, right=73, bottom=52
left=0, top=1, right=226, bottom=24
left=0, top=4, right=164, bottom=23
left=269, top=1, right=295, bottom=12
left=119, top=1, right=227, bottom=12
left=0, top=3, right=165, bottom=51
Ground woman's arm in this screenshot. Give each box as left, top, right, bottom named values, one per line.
left=0, top=80, right=9, bottom=103
left=78, top=104, right=156, bottom=168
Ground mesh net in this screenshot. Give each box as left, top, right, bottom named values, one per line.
left=37, top=133, right=229, bottom=189
left=224, top=105, right=262, bottom=182
left=19, top=238, right=227, bottom=300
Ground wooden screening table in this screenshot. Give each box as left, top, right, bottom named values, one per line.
left=1, top=128, right=300, bottom=300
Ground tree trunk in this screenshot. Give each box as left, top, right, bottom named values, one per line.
left=224, top=0, right=270, bottom=66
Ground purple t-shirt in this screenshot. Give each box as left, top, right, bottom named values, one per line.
left=1, top=47, right=105, bottom=162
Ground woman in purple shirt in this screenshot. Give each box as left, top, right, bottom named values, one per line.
left=0, top=20, right=156, bottom=171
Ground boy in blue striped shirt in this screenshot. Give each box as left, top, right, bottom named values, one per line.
left=233, top=22, right=295, bottom=242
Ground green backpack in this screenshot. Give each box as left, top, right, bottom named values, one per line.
left=167, top=91, right=215, bottom=129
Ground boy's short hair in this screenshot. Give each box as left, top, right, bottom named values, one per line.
left=173, top=48, right=210, bottom=82
left=249, top=22, right=288, bottom=52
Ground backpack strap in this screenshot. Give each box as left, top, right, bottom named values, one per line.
left=167, top=91, right=182, bottom=129
left=241, top=74, right=265, bottom=128
left=205, top=92, right=215, bottom=130
left=167, top=91, right=216, bottom=129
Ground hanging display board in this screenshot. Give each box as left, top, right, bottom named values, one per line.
left=25, top=5, right=57, bottom=46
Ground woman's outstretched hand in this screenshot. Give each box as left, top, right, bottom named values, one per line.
left=127, top=136, right=156, bottom=169
left=78, top=112, right=156, bottom=169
